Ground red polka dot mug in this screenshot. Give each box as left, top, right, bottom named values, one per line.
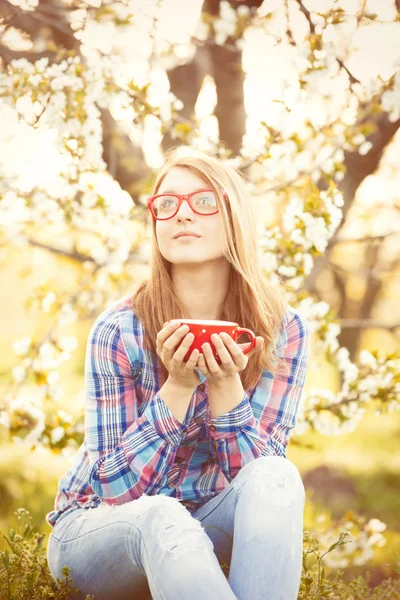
left=166, top=319, right=257, bottom=364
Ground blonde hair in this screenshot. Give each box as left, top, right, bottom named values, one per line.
left=130, top=146, right=290, bottom=392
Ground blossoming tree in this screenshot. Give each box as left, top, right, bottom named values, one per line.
left=0, top=0, right=399, bottom=576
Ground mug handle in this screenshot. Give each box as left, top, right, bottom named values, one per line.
left=236, top=327, right=256, bottom=354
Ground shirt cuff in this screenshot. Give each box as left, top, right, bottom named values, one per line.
left=143, top=393, right=187, bottom=446
left=205, top=392, right=256, bottom=439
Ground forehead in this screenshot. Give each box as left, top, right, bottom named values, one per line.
left=158, top=166, right=210, bottom=193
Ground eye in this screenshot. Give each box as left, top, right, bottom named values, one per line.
left=192, top=191, right=217, bottom=206
left=153, top=195, right=178, bottom=216
left=160, top=197, right=175, bottom=206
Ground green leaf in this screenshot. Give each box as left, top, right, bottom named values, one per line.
left=35, top=533, right=46, bottom=551
left=2, top=549, right=9, bottom=568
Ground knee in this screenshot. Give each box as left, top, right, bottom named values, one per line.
left=134, top=496, right=213, bottom=561
left=122, top=494, right=190, bottom=523
left=233, top=456, right=305, bottom=505
left=133, top=494, right=204, bottom=533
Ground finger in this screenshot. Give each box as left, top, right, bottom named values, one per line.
left=238, top=336, right=264, bottom=356
left=201, top=342, right=223, bottom=375
left=156, top=321, right=181, bottom=348
left=210, top=333, right=235, bottom=367
left=185, top=347, right=200, bottom=369
left=219, top=333, right=247, bottom=367
left=196, top=351, right=208, bottom=374
left=250, top=337, right=264, bottom=354
left=173, top=332, right=195, bottom=363
left=163, top=324, right=189, bottom=354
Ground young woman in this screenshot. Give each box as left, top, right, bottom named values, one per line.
left=46, top=147, right=311, bottom=600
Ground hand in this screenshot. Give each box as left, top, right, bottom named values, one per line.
left=196, top=333, right=264, bottom=385
left=156, top=322, right=201, bottom=390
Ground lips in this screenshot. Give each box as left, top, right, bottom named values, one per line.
left=173, top=232, right=201, bottom=239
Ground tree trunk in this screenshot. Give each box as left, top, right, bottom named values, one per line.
left=304, top=115, right=400, bottom=358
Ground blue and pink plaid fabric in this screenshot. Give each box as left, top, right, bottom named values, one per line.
left=46, top=295, right=311, bottom=528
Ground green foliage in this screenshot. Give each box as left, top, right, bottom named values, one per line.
left=1, top=508, right=399, bottom=599
left=0, top=509, right=93, bottom=600
left=298, top=530, right=400, bottom=599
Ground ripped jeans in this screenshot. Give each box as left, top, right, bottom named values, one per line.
left=47, top=456, right=306, bottom=600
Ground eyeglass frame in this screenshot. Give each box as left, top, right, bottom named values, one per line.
left=147, top=188, right=227, bottom=221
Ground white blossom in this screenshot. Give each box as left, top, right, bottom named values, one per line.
left=0, top=410, right=11, bottom=429
left=42, top=292, right=57, bottom=313
left=366, top=518, right=386, bottom=534
left=45, top=370, right=59, bottom=385
left=12, top=365, right=26, bottom=383
left=220, top=1, right=237, bottom=23
left=57, top=336, right=78, bottom=353
left=358, top=141, right=373, bottom=155
left=12, top=336, right=32, bottom=356
left=277, top=264, right=297, bottom=277
left=195, top=21, right=209, bottom=42
left=237, top=5, right=250, bottom=17
left=51, top=426, right=66, bottom=444
left=58, top=304, right=78, bottom=326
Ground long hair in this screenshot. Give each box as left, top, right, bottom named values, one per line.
left=130, top=146, right=290, bottom=392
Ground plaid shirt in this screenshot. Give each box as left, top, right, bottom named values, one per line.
left=46, top=295, right=310, bottom=528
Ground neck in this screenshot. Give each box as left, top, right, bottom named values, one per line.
left=172, top=259, right=230, bottom=320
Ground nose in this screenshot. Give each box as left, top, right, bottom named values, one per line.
left=176, top=197, right=195, bottom=220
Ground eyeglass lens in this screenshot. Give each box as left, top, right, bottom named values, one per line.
left=153, top=191, right=218, bottom=219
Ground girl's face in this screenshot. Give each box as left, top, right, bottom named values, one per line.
left=155, top=166, right=225, bottom=266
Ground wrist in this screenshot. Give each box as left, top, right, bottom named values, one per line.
left=208, top=373, right=241, bottom=390
left=167, top=375, right=198, bottom=392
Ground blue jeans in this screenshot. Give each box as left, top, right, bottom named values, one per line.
left=47, top=456, right=306, bottom=600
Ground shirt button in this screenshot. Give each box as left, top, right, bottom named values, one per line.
left=195, top=417, right=203, bottom=425
left=198, top=384, right=205, bottom=392
left=168, top=482, right=175, bottom=488
left=209, top=425, right=216, bottom=432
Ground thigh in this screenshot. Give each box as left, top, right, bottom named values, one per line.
left=47, top=501, right=153, bottom=600
left=189, top=455, right=305, bottom=572
left=192, top=484, right=238, bottom=574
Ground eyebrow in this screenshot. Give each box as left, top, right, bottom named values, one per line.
left=158, top=187, right=210, bottom=194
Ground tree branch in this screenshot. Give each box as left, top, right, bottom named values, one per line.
left=25, top=237, right=149, bottom=266
left=339, top=318, right=400, bottom=332
left=336, top=58, right=361, bottom=86
left=303, top=394, right=376, bottom=416
left=295, top=0, right=361, bottom=89
left=332, top=231, right=400, bottom=245
left=0, top=43, right=56, bottom=65
left=284, top=0, right=296, bottom=46
left=295, top=0, right=315, bottom=34
left=27, top=238, right=97, bottom=264
left=304, top=113, right=400, bottom=293
left=0, top=0, right=80, bottom=52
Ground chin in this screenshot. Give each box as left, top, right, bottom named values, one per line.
left=170, top=258, right=207, bottom=265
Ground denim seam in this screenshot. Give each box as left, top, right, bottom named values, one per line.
left=194, top=486, right=236, bottom=522
left=51, top=518, right=142, bottom=545
left=49, top=518, right=174, bottom=599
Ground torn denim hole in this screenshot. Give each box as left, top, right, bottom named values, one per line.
left=78, top=502, right=114, bottom=522
left=147, top=500, right=215, bottom=562
left=79, top=495, right=160, bottom=522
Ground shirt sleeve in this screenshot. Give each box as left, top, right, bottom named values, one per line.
left=85, top=312, right=189, bottom=504
left=204, top=311, right=311, bottom=481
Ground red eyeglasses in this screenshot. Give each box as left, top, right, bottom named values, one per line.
left=147, top=188, right=227, bottom=220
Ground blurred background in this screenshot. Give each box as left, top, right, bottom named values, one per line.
left=0, top=0, right=400, bottom=592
